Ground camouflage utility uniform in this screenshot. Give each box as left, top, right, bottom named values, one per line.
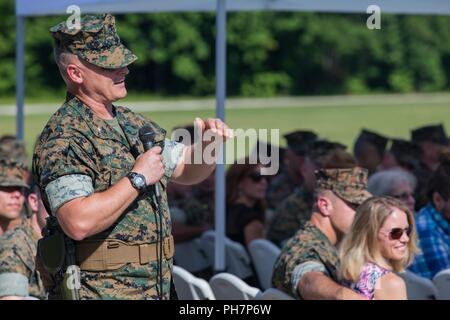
left=0, top=159, right=46, bottom=299
left=32, top=14, right=184, bottom=300
left=272, top=167, right=371, bottom=299
left=266, top=186, right=313, bottom=247
left=0, top=220, right=46, bottom=299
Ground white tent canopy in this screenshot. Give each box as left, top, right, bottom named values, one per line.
left=15, top=0, right=450, bottom=276
left=16, top=0, right=450, bottom=16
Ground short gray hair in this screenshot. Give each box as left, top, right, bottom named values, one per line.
left=53, top=46, right=77, bottom=83
left=368, top=169, right=417, bottom=196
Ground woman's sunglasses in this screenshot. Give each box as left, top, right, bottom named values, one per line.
left=383, top=227, right=412, bottom=240
left=247, top=172, right=267, bottom=183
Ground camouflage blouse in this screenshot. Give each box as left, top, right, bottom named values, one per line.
left=32, top=94, right=184, bottom=299
left=0, top=219, right=46, bottom=299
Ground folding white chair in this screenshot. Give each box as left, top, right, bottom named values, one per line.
left=259, top=288, right=295, bottom=300
left=433, top=269, right=450, bottom=300
left=400, top=270, right=437, bottom=300
left=174, top=238, right=210, bottom=273
left=200, top=230, right=253, bottom=280
left=248, top=239, right=280, bottom=290
left=172, top=265, right=215, bottom=300
left=209, top=273, right=261, bottom=300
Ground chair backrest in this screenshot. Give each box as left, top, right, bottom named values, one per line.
left=174, top=238, right=210, bottom=273
left=433, top=269, right=450, bottom=300
left=259, top=288, right=295, bottom=300
left=200, top=230, right=253, bottom=279
left=209, top=273, right=262, bottom=300
left=248, top=239, right=281, bottom=290
left=400, top=270, right=438, bottom=300
left=172, top=265, right=215, bottom=300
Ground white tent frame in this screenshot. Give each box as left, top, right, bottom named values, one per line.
left=15, top=0, right=450, bottom=274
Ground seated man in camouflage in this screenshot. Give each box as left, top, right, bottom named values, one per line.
left=272, top=167, right=371, bottom=299
left=267, top=140, right=350, bottom=247
left=0, top=159, right=46, bottom=300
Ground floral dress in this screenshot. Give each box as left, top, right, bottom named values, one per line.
left=351, top=262, right=391, bottom=299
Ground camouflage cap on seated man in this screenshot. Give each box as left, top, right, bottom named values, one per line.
left=50, top=13, right=137, bottom=69
left=284, top=130, right=318, bottom=156
left=315, top=167, right=372, bottom=206
left=0, top=158, right=29, bottom=189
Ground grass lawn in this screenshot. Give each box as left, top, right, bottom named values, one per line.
left=1, top=101, right=449, bottom=166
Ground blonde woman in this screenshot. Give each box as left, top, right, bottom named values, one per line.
left=339, top=196, right=418, bottom=300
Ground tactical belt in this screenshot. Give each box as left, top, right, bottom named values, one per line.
left=75, top=236, right=174, bottom=272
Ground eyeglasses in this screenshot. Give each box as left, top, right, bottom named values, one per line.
left=391, top=192, right=414, bottom=201
left=247, top=172, right=267, bottom=183
left=381, top=227, right=412, bottom=240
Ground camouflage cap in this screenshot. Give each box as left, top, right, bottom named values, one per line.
left=306, top=140, right=347, bottom=167
left=50, top=13, right=137, bottom=69
left=0, top=135, right=26, bottom=163
left=284, top=130, right=318, bottom=156
left=0, top=158, right=29, bottom=188
left=315, top=167, right=372, bottom=205
left=411, top=124, right=449, bottom=146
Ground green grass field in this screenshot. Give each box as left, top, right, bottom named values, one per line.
left=1, top=101, right=450, bottom=165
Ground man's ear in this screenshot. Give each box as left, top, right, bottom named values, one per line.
left=66, top=63, right=83, bottom=84
left=317, top=195, right=333, bottom=217
left=27, top=193, right=38, bottom=213
left=433, top=191, right=445, bottom=212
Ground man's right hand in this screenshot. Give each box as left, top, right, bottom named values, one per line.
left=132, top=146, right=165, bottom=185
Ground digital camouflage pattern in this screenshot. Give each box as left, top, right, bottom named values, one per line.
left=0, top=219, right=46, bottom=299
left=266, top=170, right=298, bottom=210
left=0, top=158, right=29, bottom=188
left=50, top=13, right=137, bottom=69
left=315, top=167, right=372, bottom=205
left=272, top=222, right=340, bottom=299
left=171, top=196, right=212, bottom=227
left=0, top=136, right=27, bottom=163
left=32, top=94, right=181, bottom=300
left=266, top=186, right=314, bottom=247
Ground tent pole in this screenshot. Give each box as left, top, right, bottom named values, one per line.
left=16, top=15, right=25, bottom=140
left=214, top=0, right=227, bottom=274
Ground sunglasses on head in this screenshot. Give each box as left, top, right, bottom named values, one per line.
left=384, top=227, right=412, bottom=240
left=247, top=172, right=267, bottom=183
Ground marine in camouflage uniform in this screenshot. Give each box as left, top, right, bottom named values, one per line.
left=33, top=13, right=229, bottom=300
left=267, top=140, right=348, bottom=247
left=272, top=167, right=371, bottom=299
left=266, top=186, right=313, bottom=247
left=266, top=130, right=317, bottom=209
left=0, top=159, right=46, bottom=299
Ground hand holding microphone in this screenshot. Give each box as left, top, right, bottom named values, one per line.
left=131, top=126, right=165, bottom=197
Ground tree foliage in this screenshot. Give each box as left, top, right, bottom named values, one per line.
left=1, top=0, right=449, bottom=98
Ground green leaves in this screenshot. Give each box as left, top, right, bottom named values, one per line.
left=1, top=1, right=450, bottom=98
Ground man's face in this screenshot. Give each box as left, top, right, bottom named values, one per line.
left=73, top=59, right=129, bottom=103
left=419, top=141, right=445, bottom=169
left=358, top=143, right=382, bottom=172
left=0, top=186, right=25, bottom=220
left=329, top=193, right=357, bottom=237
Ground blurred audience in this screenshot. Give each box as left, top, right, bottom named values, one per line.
left=368, top=169, right=417, bottom=213
left=266, top=130, right=317, bottom=209
left=353, top=129, right=388, bottom=175
left=226, top=160, right=268, bottom=249
left=409, top=150, right=450, bottom=279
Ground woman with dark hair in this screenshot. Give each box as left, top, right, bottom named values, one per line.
left=226, top=160, right=268, bottom=250
left=409, top=149, right=450, bottom=279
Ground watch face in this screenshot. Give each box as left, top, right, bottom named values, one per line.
left=135, top=176, right=145, bottom=187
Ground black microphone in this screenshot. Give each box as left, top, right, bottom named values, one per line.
left=139, top=125, right=162, bottom=198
